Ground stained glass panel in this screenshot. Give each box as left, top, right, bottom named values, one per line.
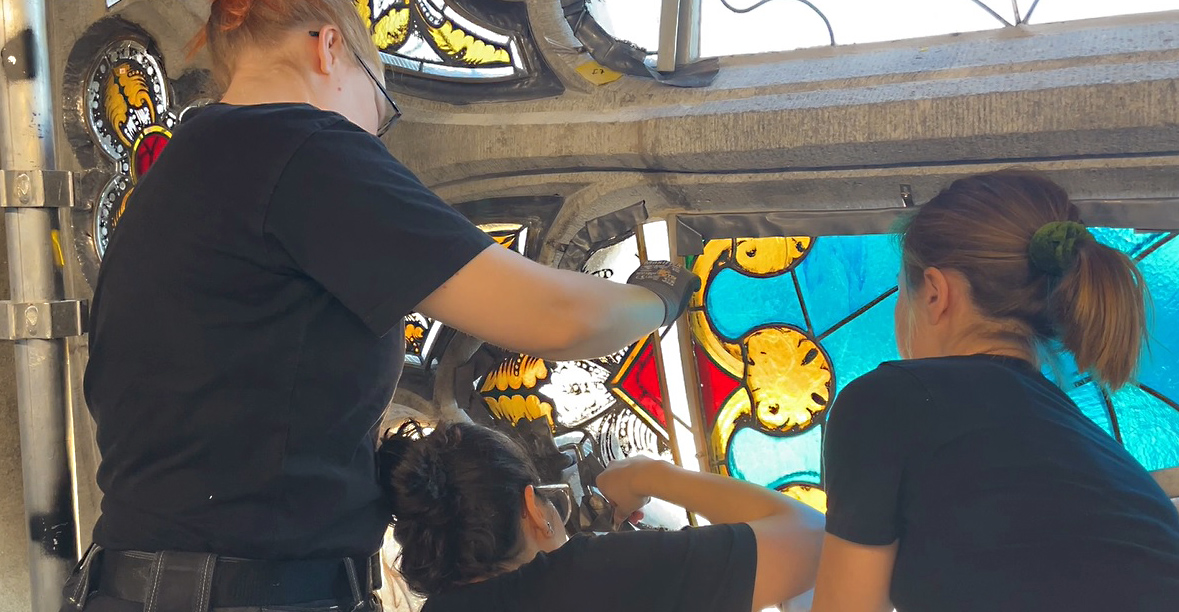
left=85, top=39, right=177, bottom=260
left=688, top=235, right=898, bottom=512
left=690, top=228, right=1179, bottom=513
left=357, top=0, right=528, bottom=81
left=476, top=233, right=673, bottom=465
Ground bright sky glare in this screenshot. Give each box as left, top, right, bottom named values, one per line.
left=589, top=0, right=1178, bottom=57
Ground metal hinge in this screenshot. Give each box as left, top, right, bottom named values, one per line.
left=0, top=300, right=88, bottom=340
left=0, top=170, right=74, bottom=208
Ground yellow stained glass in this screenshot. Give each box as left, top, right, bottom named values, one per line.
left=104, top=61, right=157, bottom=149
left=782, top=484, right=827, bottom=513
left=480, top=355, right=549, bottom=393
left=428, top=21, right=510, bottom=66
left=742, top=326, right=832, bottom=432
left=356, top=1, right=410, bottom=50
left=483, top=394, right=554, bottom=426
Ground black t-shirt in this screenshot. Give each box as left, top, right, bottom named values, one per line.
left=824, top=355, right=1179, bottom=612
left=421, top=524, right=756, bottom=612
left=84, top=103, right=493, bottom=559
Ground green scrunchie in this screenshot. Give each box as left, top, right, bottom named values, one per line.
left=1028, top=221, right=1092, bottom=276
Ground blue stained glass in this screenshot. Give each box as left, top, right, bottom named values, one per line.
left=1134, top=237, right=1179, bottom=410
left=794, top=234, right=900, bottom=336
left=822, top=292, right=901, bottom=395
left=706, top=267, right=805, bottom=340
left=1066, top=381, right=1114, bottom=437
left=728, top=424, right=823, bottom=489
left=1090, top=227, right=1169, bottom=259
left=1109, top=385, right=1179, bottom=473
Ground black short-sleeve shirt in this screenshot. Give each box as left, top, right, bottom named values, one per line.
left=84, top=103, right=493, bottom=558
left=824, top=355, right=1179, bottom=611
left=421, top=524, right=757, bottom=612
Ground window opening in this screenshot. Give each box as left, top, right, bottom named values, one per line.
left=593, top=0, right=1179, bottom=60
left=686, top=226, right=1179, bottom=515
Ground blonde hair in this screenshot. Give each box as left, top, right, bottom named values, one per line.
left=900, top=171, right=1148, bottom=389
left=189, top=0, right=379, bottom=88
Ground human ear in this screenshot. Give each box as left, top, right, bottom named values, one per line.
left=521, top=486, right=553, bottom=537
left=922, top=267, right=952, bottom=325
left=313, top=25, right=344, bottom=76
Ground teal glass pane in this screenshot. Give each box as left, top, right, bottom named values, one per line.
left=706, top=267, right=805, bottom=340
left=1066, top=380, right=1114, bottom=437
left=728, top=424, right=823, bottom=489
left=1134, top=237, right=1179, bottom=408
left=1090, top=227, right=1169, bottom=259
left=794, top=234, right=900, bottom=336
left=822, top=292, right=901, bottom=395
left=1109, top=385, right=1179, bottom=472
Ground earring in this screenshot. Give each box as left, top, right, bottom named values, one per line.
left=545, top=521, right=553, bottom=535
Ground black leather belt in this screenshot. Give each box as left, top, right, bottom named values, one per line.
left=94, top=549, right=381, bottom=609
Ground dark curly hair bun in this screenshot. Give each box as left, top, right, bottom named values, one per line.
left=376, top=421, right=541, bottom=596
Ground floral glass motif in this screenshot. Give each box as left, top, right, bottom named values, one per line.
left=477, top=235, right=674, bottom=464
left=356, top=0, right=527, bottom=81
left=689, top=229, right=1179, bottom=514
left=85, top=39, right=177, bottom=259
left=402, top=223, right=528, bottom=367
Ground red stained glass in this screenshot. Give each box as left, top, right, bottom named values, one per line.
left=133, top=130, right=170, bottom=178
left=694, top=343, right=740, bottom=428
left=611, top=336, right=667, bottom=434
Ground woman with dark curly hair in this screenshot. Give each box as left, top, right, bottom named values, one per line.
left=378, top=421, right=825, bottom=612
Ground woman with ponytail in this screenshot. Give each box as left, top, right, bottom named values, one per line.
left=376, top=421, right=824, bottom=612
left=812, top=171, right=1179, bottom=612
left=72, top=1, right=696, bottom=610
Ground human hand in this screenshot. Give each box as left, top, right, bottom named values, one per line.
left=595, top=455, right=663, bottom=526
left=627, top=261, right=701, bottom=327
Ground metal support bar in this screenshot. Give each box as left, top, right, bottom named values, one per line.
left=675, top=0, right=701, bottom=67
left=656, top=0, right=681, bottom=73
left=634, top=226, right=694, bottom=527
left=666, top=215, right=711, bottom=474
left=0, top=300, right=88, bottom=340
left=0, top=169, right=74, bottom=208
left=658, top=0, right=703, bottom=72
left=0, top=1, right=80, bottom=611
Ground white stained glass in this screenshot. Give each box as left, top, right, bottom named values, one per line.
left=642, top=221, right=702, bottom=472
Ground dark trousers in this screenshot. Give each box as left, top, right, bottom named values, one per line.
left=61, top=546, right=382, bottom=612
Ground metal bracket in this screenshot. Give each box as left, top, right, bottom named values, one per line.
left=0, top=169, right=74, bottom=208
left=0, top=300, right=87, bottom=340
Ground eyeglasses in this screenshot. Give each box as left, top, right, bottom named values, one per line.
left=534, top=483, right=575, bottom=525
left=309, top=31, right=402, bottom=137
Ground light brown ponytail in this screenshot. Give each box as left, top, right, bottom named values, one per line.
left=1051, top=240, right=1147, bottom=389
